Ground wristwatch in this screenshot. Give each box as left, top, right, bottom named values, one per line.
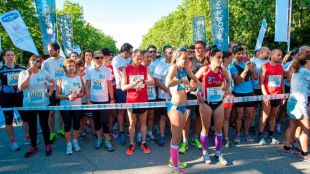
left=65, top=95, right=69, bottom=100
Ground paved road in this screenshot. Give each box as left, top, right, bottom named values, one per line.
left=0, top=123, right=309, bottom=174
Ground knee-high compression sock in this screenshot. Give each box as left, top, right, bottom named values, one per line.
left=200, top=133, right=208, bottom=155
left=170, top=144, right=179, bottom=170
left=215, top=132, right=223, bottom=155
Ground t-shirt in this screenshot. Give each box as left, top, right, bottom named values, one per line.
left=111, top=55, right=128, bottom=89
left=86, top=66, right=112, bottom=102
left=0, top=64, right=26, bottom=94
left=41, top=57, right=65, bottom=90
left=250, top=57, right=269, bottom=89
left=154, top=61, right=171, bottom=99
left=188, top=57, right=206, bottom=74
left=223, top=65, right=234, bottom=92
left=290, top=67, right=310, bottom=103
left=230, top=60, right=254, bottom=93
left=283, top=61, right=293, bottom=87
left=59, top=75, right=83, bottom=106
left=18, top=69, right=51, bottom=106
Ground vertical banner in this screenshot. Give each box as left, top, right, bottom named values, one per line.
left=209, top=0, right=229, bottom=51
left=274, top=0, right=290, bottom=42
left=73, top=45, right=81, bottom=55
left=255, top=19, right=267, bottom=51
left=34, top=0, right=57, bottom=54
left=192, top=16, right=207, bottom=44
left=0, top=10, right=39, bottom=55
left=59, top=14, right=74, bottom=56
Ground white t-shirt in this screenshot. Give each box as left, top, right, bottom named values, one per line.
left=250, top=57, right=269, bottom=89
left=18, top=69, right=52, bottom=106
left=283, top=61, right=293, bottom=86
left=86, top=66, right=112, bottom=102
left=60, top=75, right=83, bottom=106
left=154, top=61, right=171, bottom=99
left=290, top=67, right=310, bottom=103
left=112, top=55, right=128, bottom=89
left=41, top=57, right=66, bottom=90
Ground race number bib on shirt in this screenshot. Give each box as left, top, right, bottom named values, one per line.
left=64, top=83, right=80, bottom=95
left=206, top=87, right=222, bottom=102
left=92, top=79, right=103, bottom=90
left=7, top=73, right=19, bottom=86
left=268, top=75, right=281, bottom=87
left=129, top=75, right=145, bottom=89
left=147, top=85, right=156, bottom=100
left=28, top=89, right=45, bottom=103
left=54, top=65, right=64, bottom=80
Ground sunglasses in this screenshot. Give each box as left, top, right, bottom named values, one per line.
left=189, top=51, right=195, bottom=54
left=127, top=51, right=133, bottom=55
left=94, top=56, right=104, bottom=60
left=149, top=51, right=156, bottom=54
left=32, top=59, right=42, bottom=63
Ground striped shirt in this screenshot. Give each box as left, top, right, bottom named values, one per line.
left=0, top=64, right=26, bottom=94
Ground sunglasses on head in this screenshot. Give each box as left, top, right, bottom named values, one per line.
left=94, top=56, right=104, bottom=60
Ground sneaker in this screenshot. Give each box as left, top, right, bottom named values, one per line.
left=66, top=143, right=73, bottom=155
left=168, top=161, right=187, bottom=169
left=291, top=141, right=302, bottom=152
left=244, top=134, right=254, bottom=143
left=158, top=136, right=165, bottom=146
left=203, top=153, right=211, bottom=164
left=269, top=136, right=280, bottom=145
left=10, top=142, right=21, bottom=151
left=223, top=139, right=232, bottom=148
left=214, top=154, right=228, bottom=166
left=95, top=138, right=103, bottom=149
left=300, top=154, right=310, bottom=162
left=171, top=168, right=186, bottom=174
left=136, top=134, right=142, bottom=146
left=179, top=142, right=189, bottom=154
left=148, top=133, right=156, bottom=143
left=281, top=147, right=300, bottom=156
left=24, top=146, right=38, bottom=158
left=141, top=143, right=151, bottom=154
left=57, top=130, right=65, bottom=137
left=126, top=144, right=135, bottom=155
left=110, top=133, right=118, bottom=140
left=104, top=140, right=115, bottom=152
left=258, top=135, right=267, bottom=145
left=191, top=137, right=202, bottom=149
left=234, top=135, right=241, bottom=144
left=50, top=133, right=56, bottom=143
left=24, top=139, right=31, bottom=145
left=45, top=144, right=52, bottom=156
left=119, top=132, right=126, bottom=145
left=72, top=140, right=81, bottom=152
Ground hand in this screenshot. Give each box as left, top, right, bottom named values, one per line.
left=68, top=94, right=76, bottom=101
left=45, top=91, right=53, bottom=97
left=244, top=61, right=251, bottom=72
left=250, top=62, right=256, bottom=71
left=27, top=66, right=36, bottom=74
left=263, top=97, right=270, bottom=106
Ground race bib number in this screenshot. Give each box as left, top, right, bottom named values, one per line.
left=54, top=66, right=64, bottom=80
left=147, top=85, right=156, bottom=100
left=129, top=75, right=145, bottom=89
left=7, top=73, right=19, bottom=86
left=92, top=79, right=103, bottom=90
left=206, top=87, right=222, bottom=102
left=268, top=75, right=281, bottom=87
left=28, top=89, right=45, bottom=103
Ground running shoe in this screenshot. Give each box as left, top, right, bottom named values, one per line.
left=24, top=146, right=38, bottom=158
left=280, top=147, right=300, bottom=156
left=244, top=134, right=254, bottom=143
left=119, top=132, right=126, bottom=145
left=291, top=141, right=302, bottom=152
left=72, top=139, right=81, bottom=152
left=234, top=135, right=241, bottom=144
left=258, top=135, right=266, bottom=145
left=104, top=140, right=115, bottom=152
left=10, top=142, right=20, bottom=151
left=191, top=137, right=202, bottom=149
left=214, top=154, right=228, bottom=166
left=66, top=143, right=73, bottom=155
left=95, top=138, right=103, bottom=149
left=223, top=139, right=232, bottom=148
left=57, top=130, right=65, bottom=137
left=269, top=136, right=280, bottom=145
left=179, top=142, right=189, bottom=154
left=168, top=161, right=187, bottom=169
left=157, top=136, right=165, bottom=146
left=141, top=143, right=151, bottom=154
left=300, top=154, right=310, bottom=162
left=203, top=153, right=211, bottom=164
left=171, top=169, right=186, bottom=174
left=50, top=133, right=56, bottom=143
left=126, top=144, right=135, bottom=155
left=45, top=144, right=52, bottom=156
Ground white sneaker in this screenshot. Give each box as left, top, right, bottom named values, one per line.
left=72, top=139, right=81, bottom=152
left=203, top=153, right=211, bottom=164
left=66, top=143, right=73, bottom=155
left=11, top=142, right=20, bottom=151
left=215, top=154, right=228, bottom=166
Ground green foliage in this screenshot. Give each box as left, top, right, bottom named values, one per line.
left=141, top=0, right=310, bottom=53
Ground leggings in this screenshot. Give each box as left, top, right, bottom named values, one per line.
left=91, top=101, right=110, bottom=134
left=60, top=110, right=81, bottom=132
left=0, top=93, right=23, bottom=125
left=26, top=110, right=50, bottom=146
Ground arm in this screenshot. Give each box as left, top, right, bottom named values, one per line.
left=155, top=78, right=170, bottom=93
left=86, top=80, right=91, bottom=104
left=121, top=69, right=139, bottom=91
left=55, top=79, right=67, bottom=100
left=222, top=68, right=230, bottom=93
left=18, top=71, right=31, bottom=91
left=144, top=67, right=155, bottom=85
left=78, top=77, right=85, bottom=98
left=165, top=65, right=182, bottom=87
left=260, top=65, right=268, bottom=95
left=251, top=63, right=258, bottom=80
left=46, top=79, right=55, bottom=97
left=107, top=80, right=115, bottom=101
left=186, top=67, right=200, bottom=88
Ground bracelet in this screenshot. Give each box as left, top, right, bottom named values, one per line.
left=65, top=95, right=69, bottom=100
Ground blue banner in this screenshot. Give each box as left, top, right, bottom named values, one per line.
left=59, top=14, right=74, bottom=56
left=274, top=0, right=290, bottom=42
left=192, top=16, right=206, bottom=44
left=34, top=0, right=57, bottom=54
left=255, top=19, right=267, bottom=51
left=209, top=0, right=229, bottom=51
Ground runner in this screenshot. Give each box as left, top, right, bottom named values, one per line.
left=0, top=50, right=26, bottom=151
left=258, top=49, right=284, bottom=145
left=18, top=55, right=54, bottom=157
left=195, top=48, right=230, bottom=165
left=86, top=51, right=115, bottom=152
left=56, top=59, right=84, bottom=155
left=81, top=50, right=93, bottom=67
left=122, top=49, right=154, bottom=155
left=166, top=48, right=199, bottom=174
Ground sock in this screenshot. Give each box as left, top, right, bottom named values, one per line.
left=170, top=144, right=179, bottom=169
left=284, top=146, right=291, bottom=150
left=10, top=138, right=15, bottom=143
left=72, top=139, right=78, bottom=143
left=269, top=131, right=274, bottom=136
left=183, top=137, right=187, bottom=144
left=258, top=132, right=263, bottom=137
left=215, top=133, right=223, bottom=155
left=200, top=133, right=208, bottom=155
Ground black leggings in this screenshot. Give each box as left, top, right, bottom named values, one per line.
left=0, top=93, right=23, bottom=125
left=60, top=110, right=81, bottom=132
left=91, top=101, right=110, bottom=134
left=26, top=110, right=50, bottom=146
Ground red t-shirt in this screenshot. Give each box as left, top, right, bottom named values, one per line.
left=263, top=62, right=283, bottom=94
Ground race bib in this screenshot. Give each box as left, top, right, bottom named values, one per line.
left=28, top=89, right=45, bottom=104
left=129, top=75, right=145, bottom=89
left=92, top=79, right=103, bottom=90
left=206, top=87, right=222, bottom=102
left=7, top=73, right=19, bottom=86
left=147, top=85, right=156, bottom=100
left=268, top=75, right=281, bottom=87
left=54, top=65, right=64, bottom=80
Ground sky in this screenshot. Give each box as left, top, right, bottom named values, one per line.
left=56, top=0, right=183, bottom=49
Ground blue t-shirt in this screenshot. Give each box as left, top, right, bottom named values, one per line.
left=230, top=60, right=254, bottom=94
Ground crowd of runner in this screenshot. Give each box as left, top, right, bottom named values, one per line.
left=0, top=42, right=309, bottom=174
